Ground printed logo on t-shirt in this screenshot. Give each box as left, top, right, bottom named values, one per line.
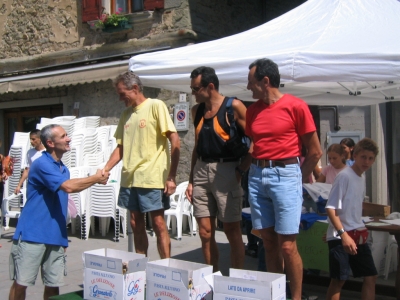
left=124, top=124, right=129, bottom=130
left=139, top=119, right=146, bottom=128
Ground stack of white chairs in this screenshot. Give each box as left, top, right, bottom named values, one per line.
left=11, top=132, right=30, bottom=167
left=70, top=128, right=98, bottom=167
left=74, top=116, right=100, bottom=130
left=1, top=188, right=26, bottom=232
left=53, top=116, right=76, bottom=123
left=83, top=152, right=105, bottom=167
left=164, top=181, right=196, bottom=240
left=84, top=163, right=126, bottom=241
left=96, top=126, right=111, bottom=153
left=84, top=116, right=100, bottom=128
left=69, top=166, right=92, bottom=238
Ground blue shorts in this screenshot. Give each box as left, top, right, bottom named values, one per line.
left=118, top=187, right=170, bottom=212
left=248, top=163, right=302, bottom=235
left=328, top=239, right=377, bottom=280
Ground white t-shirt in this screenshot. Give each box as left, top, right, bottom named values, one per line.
left=24, top=148, right=45, bottom=168
left=326, top=167, right=365, bottom=241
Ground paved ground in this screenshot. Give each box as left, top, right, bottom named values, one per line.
left=0, top=218, right=397, bottom=300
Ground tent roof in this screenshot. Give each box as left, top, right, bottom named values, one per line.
left=129, top=0, right=400, bottom=105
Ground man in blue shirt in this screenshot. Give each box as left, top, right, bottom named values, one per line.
left=8, top=124, right=110, bottom=300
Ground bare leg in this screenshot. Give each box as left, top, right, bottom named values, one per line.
left=9, top=281, right=27, bottom=300
left=43, top=286, right=59, bottom=300
left=130, top=210, right=149, bottom=256
left=197, top=217, right=219, bottom=272
left=223, top=221, right=245, bottom=269
left=361, top=275, right=376, bottom=300
left=326, top=278, right=345, bottom=300
left=259, top=227, right=284, bottom=273
left=150, top=209, right=171, bottom=258
left=278, top=234, right=303, bottom=300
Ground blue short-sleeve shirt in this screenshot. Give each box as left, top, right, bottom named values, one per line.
left=13, top=151, right=70, bottom=247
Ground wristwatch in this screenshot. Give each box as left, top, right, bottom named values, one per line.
left=336, top=228, right=345, bottom=237
left=235, top=166, right=246, bottom=177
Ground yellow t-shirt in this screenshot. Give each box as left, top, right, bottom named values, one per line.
left=115, top=98, right=177, bottom=188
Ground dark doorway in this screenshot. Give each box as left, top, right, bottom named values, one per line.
left=3, top=104, right=63, bottom=153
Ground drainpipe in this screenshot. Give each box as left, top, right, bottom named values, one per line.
left=318, top=106, right=341, bottom=131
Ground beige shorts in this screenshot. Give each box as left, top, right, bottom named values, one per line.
left=9, top=238, right=65, bottom=287
left=192, top=160, right=243, bottom=222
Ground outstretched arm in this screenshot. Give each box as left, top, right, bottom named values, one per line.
left=102, top=144, right=123, bottom=175
left=61, top=169, right=110, bottom=194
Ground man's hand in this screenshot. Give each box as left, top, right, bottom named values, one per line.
left=14, top=186, right=21, bottom=195
left=341, top=233, right=357, bottom=255
left=185, top=183, right=193, bottom=203
left=164, top=179, right=176, bottom=197
left=96, top=169, right=110, bottom=185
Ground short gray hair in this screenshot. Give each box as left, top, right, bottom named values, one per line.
left=40, top=124, right=60, bottom=150
left=114, top=71, right=143, bottom=92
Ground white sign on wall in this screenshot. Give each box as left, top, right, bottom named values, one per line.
left=174, top=102, right=189, bottom=131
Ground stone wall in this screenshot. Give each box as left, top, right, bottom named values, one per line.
left=0, top=0, right=79, bottom=59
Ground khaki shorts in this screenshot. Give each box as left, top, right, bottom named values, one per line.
left=192, top=160, right=243, bottom=222
left=9, top=238, right=65, bottom=287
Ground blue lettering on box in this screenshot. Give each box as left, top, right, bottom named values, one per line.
left=242, top=287, right=256, bottom=293
left=90, top=261, right=102, bottom=267
left=127, top=280, right=140, bottom=296
left=89, top=285, right=117, bottom=299
left=153, top=272, right=166, bottom=279
left=228, top=285, right=236, bottom=291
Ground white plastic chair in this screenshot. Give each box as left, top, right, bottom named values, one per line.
left=164, top=181, right=195, bottom=240
left=383, top=235, right=398, bottom=279
left=1, top=188, right=26, bottom=232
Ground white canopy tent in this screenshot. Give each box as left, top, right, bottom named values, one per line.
left=129, top=0, right=400, bottom=106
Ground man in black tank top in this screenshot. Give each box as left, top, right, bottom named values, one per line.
left=185, top=66, right=250, bottom=272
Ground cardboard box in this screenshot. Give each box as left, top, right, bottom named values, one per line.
left=146, top=258, right=213, bottom=300
left=205, top=269, right=286, bottom=300
left=362, top=202, right=391, bottom=218
left=83, top=248, right=148, bottom=300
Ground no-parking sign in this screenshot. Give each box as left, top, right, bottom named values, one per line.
left=174, top=102, right=189, bottom=131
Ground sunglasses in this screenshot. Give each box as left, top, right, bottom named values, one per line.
left=190, top=86, right=203, bottom=93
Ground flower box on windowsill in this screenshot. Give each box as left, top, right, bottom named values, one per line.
left=102, top=21, right=133, bottom=32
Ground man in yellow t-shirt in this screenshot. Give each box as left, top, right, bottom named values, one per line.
left=103, top=71, right=180, bottom=258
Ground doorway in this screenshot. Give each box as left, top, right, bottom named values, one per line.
left=3, top=104, right=63, bottom=153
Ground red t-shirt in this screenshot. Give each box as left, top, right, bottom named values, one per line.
left=245, top=94, right=316, bottom=160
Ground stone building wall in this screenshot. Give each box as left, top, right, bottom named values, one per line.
left=0, top=0, right=80, bottom=59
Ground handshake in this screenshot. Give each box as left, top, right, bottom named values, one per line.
left=95, top=168, right=111, bottom=185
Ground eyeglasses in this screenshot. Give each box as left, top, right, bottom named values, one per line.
left=190, top=86, right=203, bottom=93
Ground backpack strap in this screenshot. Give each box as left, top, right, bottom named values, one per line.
left=226, top=97, right=236, bottom=138
left=193, top=103, right=205, bottom=128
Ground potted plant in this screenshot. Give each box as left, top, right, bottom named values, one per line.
left=95, top=7, right=132, bottom=32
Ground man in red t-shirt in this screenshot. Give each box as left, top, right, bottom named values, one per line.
left=242, top=58, right=322, bottom=300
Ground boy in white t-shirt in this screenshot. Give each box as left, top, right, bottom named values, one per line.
left=14, top=129, right=45, bottom=194
left=325, top=138, right=379, bottom=300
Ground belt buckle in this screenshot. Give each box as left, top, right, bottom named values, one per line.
left=274, top=161, right=285, bottom=168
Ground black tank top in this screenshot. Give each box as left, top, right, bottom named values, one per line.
left=194, top=97, right=236, bottom=159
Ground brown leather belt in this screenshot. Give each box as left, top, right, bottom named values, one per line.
left=252, top=157, right=299, bottom=168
